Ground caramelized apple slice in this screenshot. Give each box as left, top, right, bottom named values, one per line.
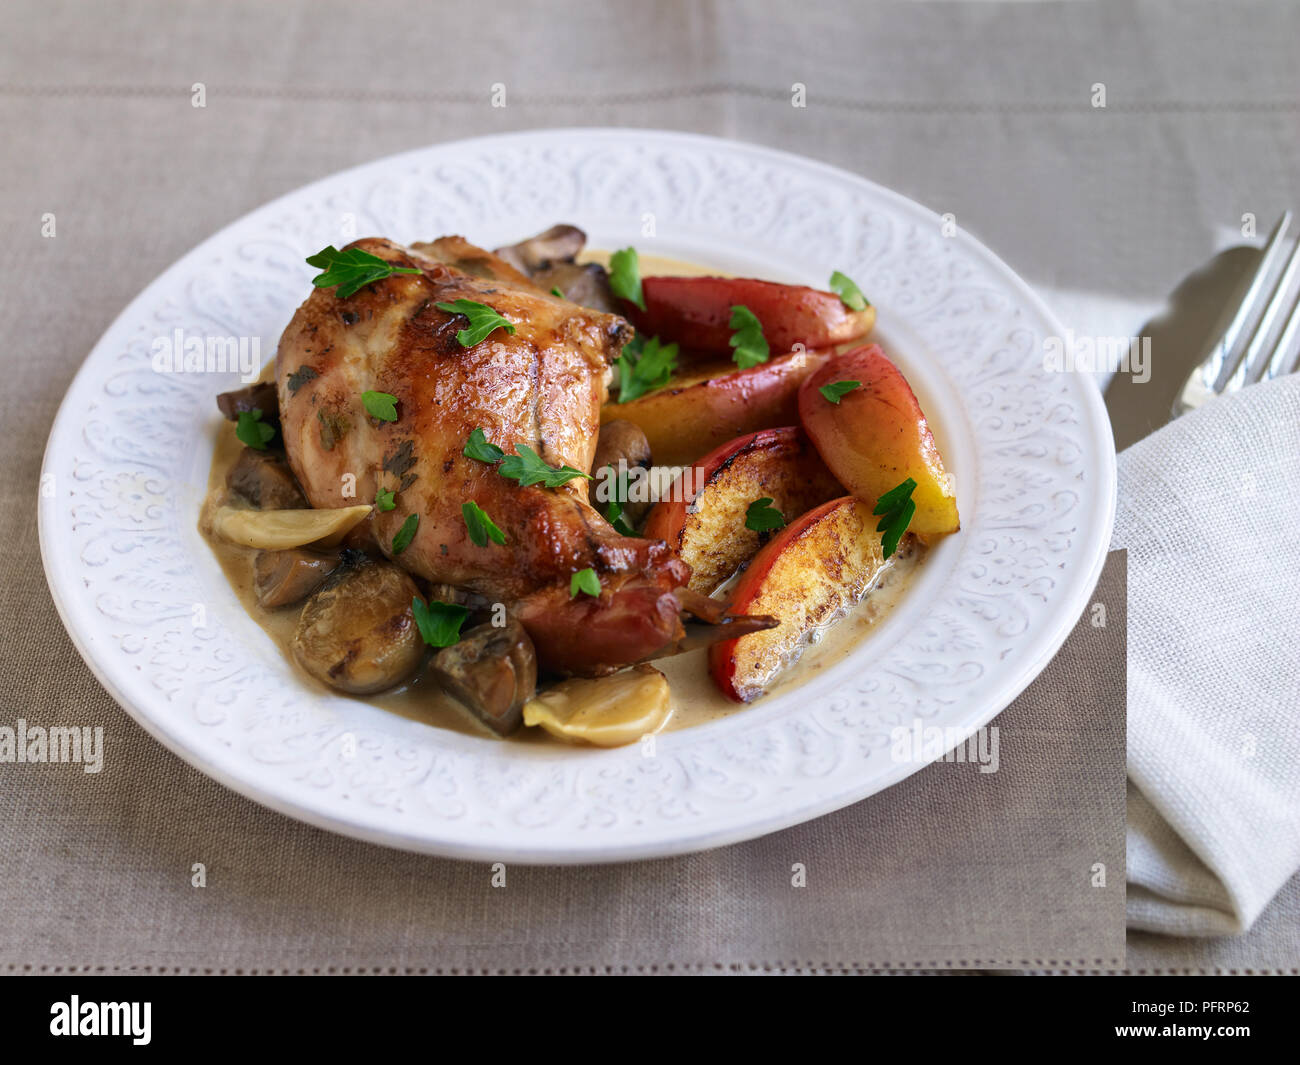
left=643, top=426, right=842, bottom=594
left=708, top=495, right=907, bottom=703
left=798, top=345, right=959, bottom=536
left=602, top=348, right=832, bottom=467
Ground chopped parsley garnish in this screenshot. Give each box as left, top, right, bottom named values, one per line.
left=463, top=427, right=505, bottom=464
left=615, top=334, right=678, bottom=403
left=609, top=247, right=645, bottom=311
left=391, top=513, right=419, bottom=555
left=829, top=270, right=870, bottom=311
left=375, top=487, right=396, bottom=512
left=412, top=598, right=468, bottom=648
left=286, top=365, right=319, bottom=394
left=498, top=444, right=590, bottom=488
left=874, top=477, right=917, bottom=560
left=550, top=286, right=565, bottom=299
left=570, top=567, right=601, bottom=598
left=362, top=390, right=398, bottom=422
left=744, top=497, right=786, bottom=533
left=728, top=305, right=769, bottom=368
left=603, top=464, right=636, bottom=535
left=434, top=299, right=516, bottom=347
left=235, top=408, right=275, bottom=450
left=462, top=501, right=505, bottom=547
left=818, top=379, right=861, bottom=404
left=307, top=245, right=420, bottom=298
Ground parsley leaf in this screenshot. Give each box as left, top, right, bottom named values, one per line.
left=873, top=477, right=917, bottom=560
left=615, top=334, right=678, bottom=403
left=411, top=597, right=468, bottom=648
left=235, top=408, right=275, bottom=450
left=550, top=286, right=565, bottom=299
left=744, top=497, right=786, bottom=533
left=463, top=427, right=505, bottom=465
left=609, top=247, right=646, bottom=311
left=570, top=567, right=601, bottom=598
left=362, top=390, right=398, bottom=422
left=391, top=513, right=419, bottom=555
left=729, top=305, right=770, bottom=368
left=818, top=379, right=861, bottom=404
left=602, top=464, right=637, bottom=535
left=306, top=245, right=420, bottom=298
left=462, top=501, right=505, bottom=547
left=434, top=299, right=516, bottom=347
left=498, top=444, right=591, bottom=488
left=375, top=487, right=396, bottom=512
left=829, top=270, right=870, bottom=311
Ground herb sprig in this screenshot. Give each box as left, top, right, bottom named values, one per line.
left=462, top=501, right=505, bottom=547
left=235, top=409, right=275, bottom=450
left=307, top=246, right=419, bottom=298
left=412, top=598, right=468, bottom=648
left=570, top=568, right=601, bottom=598
left=362, top=390, right=398, bottom=422
left=829, top=270, right=870, bottom=311
left=609, top=247, right=645, bottom=310
left=818, top=379, right=861, bottom=404
left=744, top=497, right=786, bottom=533
left=729, top=305, right=769, bottom=369
left=615, top=334, right=678, bottom=403
left=434, top=299, right=516, bottom=347
left=874, top=477, right=917, bottom=559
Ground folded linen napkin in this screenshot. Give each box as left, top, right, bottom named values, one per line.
left=1116, top=373, right=1300, bottom=935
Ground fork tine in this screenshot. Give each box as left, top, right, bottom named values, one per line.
left=1237, top=236, right=1300, bottom=388
left=1260, top=289, right=1300, bottom=380
left=1210, top=211, right=1293, bottom=393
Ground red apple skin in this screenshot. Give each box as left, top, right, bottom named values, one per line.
left=601, top=347, right=833, bottom=467
left=797, top=344, right=959, bottom=537
left=642, top=426, right=842, bottom=594
left=708, top=495, right=894, bottom=703
left=626, top=276, right=875, bottom=354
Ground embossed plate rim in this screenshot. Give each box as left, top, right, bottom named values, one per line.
left=40, top=128, right=1116, bottom=863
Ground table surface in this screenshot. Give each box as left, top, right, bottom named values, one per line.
left=3, top=0, right=1298, bottom=973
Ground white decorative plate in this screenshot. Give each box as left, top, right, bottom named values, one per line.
left=40, top=129, right=1115, bottom=863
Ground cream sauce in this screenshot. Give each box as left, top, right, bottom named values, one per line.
left=198, top=251, right=926, bottom=741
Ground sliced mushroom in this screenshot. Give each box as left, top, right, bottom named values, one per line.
left=211, top=504, right=372, bottom=551
left=522, top=665, right=671, bottom=747
left=428, top=619, right=537, bottom=736
left=253, top=548, right=341, bottom=608
left=493, top=224, right=587, bottom=273
left=227, top=448, right=307, bottom=510
left=216, top=381, right=280, bottom=429
left=594, top=419, right=654, bottom=527
left=291, top=560, right=424, bottom=694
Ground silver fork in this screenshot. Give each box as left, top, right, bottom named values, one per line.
left=1174, top=211, right=1300, bottom=416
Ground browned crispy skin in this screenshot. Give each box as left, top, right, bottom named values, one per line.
left=276, top=237, right=692, bottom=674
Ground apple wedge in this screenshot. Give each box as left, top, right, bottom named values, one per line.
left=798, top=344, right=959, bottom=537
left=627, top=276, right=875, bottom=354
left=709, top=495, right=909, bottom=703
left=602, top=347, right=832, bottom=467
left=643, top=427, right=842, bottom=594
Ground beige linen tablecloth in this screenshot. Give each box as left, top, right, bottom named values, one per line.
left=2, top=0, right=1297, bottom=973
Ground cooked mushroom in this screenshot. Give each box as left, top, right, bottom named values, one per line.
left=493, top=224, right=587, bottom=273
left=522, top=665, right=671, bottom=747
left=531, top=261, right=618, bottom=313
left=210, top=503, right=372, bottom=551
left=227, top=448, right=307, bottom=510
left=593, top=419, right=654, bottom=527
left=428, top=619, right=537, bottom=736
left=291, top=560, right=424, bottom=694
left=216, top=381, right=280, bottom=429
left=253, top=547, right=341, bottom=608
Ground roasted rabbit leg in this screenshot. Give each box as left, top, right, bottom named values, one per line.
left=276, top=236, right=771, bottom=674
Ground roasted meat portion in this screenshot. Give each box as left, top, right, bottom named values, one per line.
left=275, top=235, right=768, bottom=674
